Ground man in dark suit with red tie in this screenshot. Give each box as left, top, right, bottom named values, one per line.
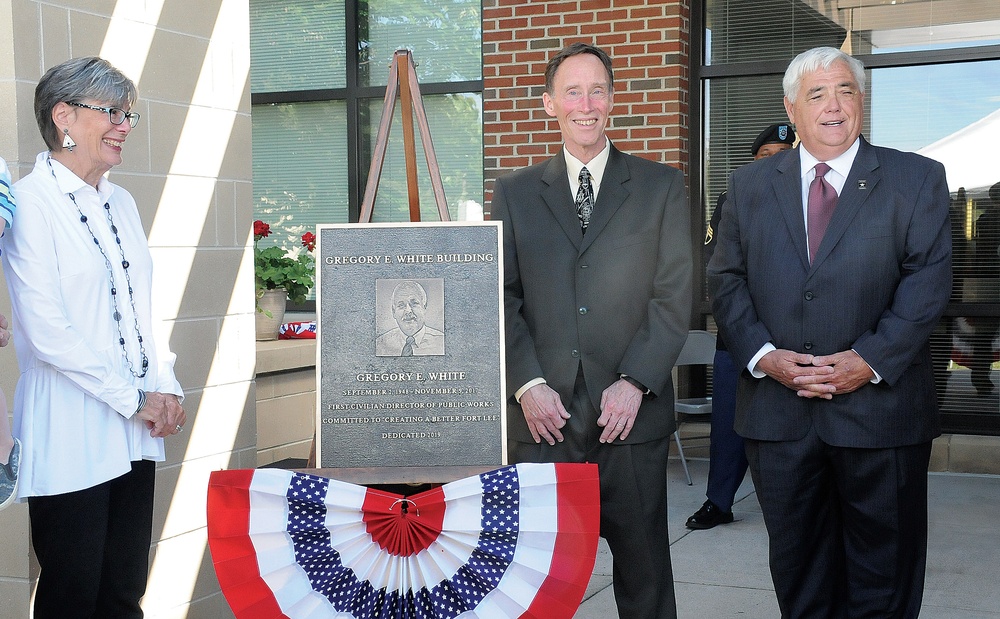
left=708, top=47, right=952, bottom=617
left=492, top=43, right=692, bottom=618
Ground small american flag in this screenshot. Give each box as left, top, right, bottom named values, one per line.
left=278, top=321, right=316, bottom=340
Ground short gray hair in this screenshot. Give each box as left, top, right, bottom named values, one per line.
left=392, top=280, right=427, bottom=306
left=34, top=57, right=137, bottom=151
left=783, top=47, right=865, bottom=103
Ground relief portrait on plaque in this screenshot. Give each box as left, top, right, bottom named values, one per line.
left=374, top=278, right=445, bottom=356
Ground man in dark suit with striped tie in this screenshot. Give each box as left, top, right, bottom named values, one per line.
left=709, top=47, right=951, bottom=617
left=492, top=42, right=692, bottom=618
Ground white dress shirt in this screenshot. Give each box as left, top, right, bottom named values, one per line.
left=565, top=141, right=611, bottom=203
left=2, top=152, right=183, bottom=497
left=798, top=139, right=859, bottom=256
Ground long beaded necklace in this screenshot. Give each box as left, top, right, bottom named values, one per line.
left=46, top=155, right=149, bottom=378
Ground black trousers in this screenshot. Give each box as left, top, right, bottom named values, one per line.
left=509, top=370, right=676, bottom=619
left=706, top=349, right=748, bottom=511
left=29, top=459, right=156, bottom=619
left=745, top=427, right=931, bottom=619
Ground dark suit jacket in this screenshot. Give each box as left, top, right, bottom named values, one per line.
left=492, top=145, right=692, bottom=444
left=708, top=138, right=952, bottom=448
left=706, top=191, right=728, bottom=352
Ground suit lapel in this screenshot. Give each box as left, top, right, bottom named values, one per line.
left=540, top=155, right=584, bottom=250
left=809, top=138, right=881, bottom=271
left=773, top=149, right=810, bottom=271
left=580, top=146, right=629, bottom=254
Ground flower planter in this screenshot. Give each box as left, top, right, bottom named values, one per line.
left=255, top=289, right=287, bottom=341
left=253, top=219, right=314, bottom=340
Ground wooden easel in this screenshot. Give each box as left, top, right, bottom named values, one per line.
left=304, top=51, right=494, bottom=484
left=358, top=49, right=451, bottom=224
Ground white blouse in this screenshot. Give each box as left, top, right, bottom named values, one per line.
left=2, top=152, right=183, bottom=497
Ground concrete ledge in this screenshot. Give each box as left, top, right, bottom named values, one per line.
left=680, top=422, right=1000, bottom=476
left=929, top=435, right=950, bottom=472
left=935, top=434, right=1000, bottom=475
left=255, top=339, right=316, bottom=374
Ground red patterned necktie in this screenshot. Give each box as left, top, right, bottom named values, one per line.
left=807, top=162, right=837, bottom=263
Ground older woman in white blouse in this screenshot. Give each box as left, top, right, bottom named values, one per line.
left=1, top=56, right=185, bottom=619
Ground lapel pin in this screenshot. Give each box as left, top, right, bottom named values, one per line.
left=858, top=180, right=867, bottom=189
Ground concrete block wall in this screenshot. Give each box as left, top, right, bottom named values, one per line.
left=482, top=0, right=692, bottom=215
left=255, top=340, right=317, bottom=467
left=0, top=1, right=256, bottom=616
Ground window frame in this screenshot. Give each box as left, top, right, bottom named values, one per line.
left=250, top=1, right=484, bottom=311
left=691, top=1, right=1000, bottom=434
left=250, top=2, right=484, bottom=224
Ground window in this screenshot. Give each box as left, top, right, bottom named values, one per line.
left=697, top=0, right=1000, bottom=434
left=250, top=1, right=347, bottom=92
left=249, top=0, right=484, bottom=298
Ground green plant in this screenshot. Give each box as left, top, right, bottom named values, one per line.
left=254, top=220, right=315, bottom=312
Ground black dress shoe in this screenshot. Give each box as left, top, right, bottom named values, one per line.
left=686, top=500, right=734, bottom=530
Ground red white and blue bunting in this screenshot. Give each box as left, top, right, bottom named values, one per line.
left=207, top=463, right=600, bottom=619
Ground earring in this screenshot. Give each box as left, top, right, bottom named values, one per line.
left=62, top=128, right=76, bottom=152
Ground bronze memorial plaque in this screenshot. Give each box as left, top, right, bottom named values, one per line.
left=315, top=222, right=506, bottom=469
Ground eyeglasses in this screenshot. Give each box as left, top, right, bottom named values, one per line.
left=68, top=102, right=141, bottom=128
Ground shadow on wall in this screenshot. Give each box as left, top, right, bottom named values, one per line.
left=2, top=0, right=256, bottom=616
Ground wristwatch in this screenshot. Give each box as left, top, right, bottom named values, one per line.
left=620, top=374, right=651, bottom=396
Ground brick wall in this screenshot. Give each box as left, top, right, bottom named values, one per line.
left=482, top=0, right=692, bottom=215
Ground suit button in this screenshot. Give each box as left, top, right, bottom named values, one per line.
left=804, top=341, right=813, bottom=350
left=571, top=349, right=580, bottom=358
left=804, top=291, right=814, bottom=301
left=579, top=307, right=588, bottom=315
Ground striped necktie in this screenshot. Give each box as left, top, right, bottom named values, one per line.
left=807, top=162, right=837, bottom=263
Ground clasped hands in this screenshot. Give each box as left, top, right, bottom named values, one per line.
left=520, top=378, right=643, bottom=446
left=757, top=348, right=874, bottom=399
left=1, top=312, right=186, bottom=436
left=136, top=392, right=186, bottom=438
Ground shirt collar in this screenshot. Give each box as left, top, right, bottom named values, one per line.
left=44, top=152, right=115, bottom=203
left=409, top=326, right=432, bottom=347
left=798, top=137, right=861, bottom=181
left=564, top=140, right=611, bottom=188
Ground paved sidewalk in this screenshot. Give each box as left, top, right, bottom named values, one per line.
left=574, top=457, right=1000, bottom=618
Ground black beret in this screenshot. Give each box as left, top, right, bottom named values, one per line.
left=751, top=123, right=796, bottom=156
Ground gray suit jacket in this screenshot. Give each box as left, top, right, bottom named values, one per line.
left=708, top=138, right=952, bottom=448
left=492, top=145, right=692, bottom=444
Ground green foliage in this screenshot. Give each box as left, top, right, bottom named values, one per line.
left=254, top=243, right=315, bottom=307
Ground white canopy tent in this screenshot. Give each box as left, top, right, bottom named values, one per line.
left=917, top=108, right=1000, bottom=196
